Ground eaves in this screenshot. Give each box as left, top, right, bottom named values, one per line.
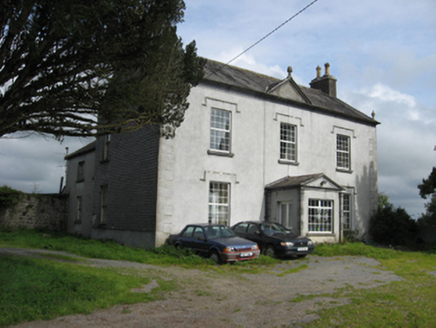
left=201, top=79, right=380, bottom=127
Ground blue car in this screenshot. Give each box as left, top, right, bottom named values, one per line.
left=231, top=221, right=315, bottom=258
left=166, top=223, right=260, bottom=264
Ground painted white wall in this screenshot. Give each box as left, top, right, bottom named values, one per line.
left=155, top=82, right=378, bottom=246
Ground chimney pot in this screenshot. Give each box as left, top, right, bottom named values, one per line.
left=325, top=63, right=330, bottom=75
left=310, top=62, right=337, bottom=98
left=316, top=65, right=321, bottom=78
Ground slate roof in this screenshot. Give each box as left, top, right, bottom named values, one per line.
left=64, top=140, right=96, bottom=160
left=265, top=173, right=344, bottom=191
left=265, top=173, right=324, bottom=190
left=203, top=60, right=378, bottom=126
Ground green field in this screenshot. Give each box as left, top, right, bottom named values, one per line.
left=1, top=229, right=436, bottom=327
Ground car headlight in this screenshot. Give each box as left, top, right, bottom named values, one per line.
left=224, top=247, right=236, bottom=253
left=252, top=244, right=259, bottom=250
left=280, top=242, right=294, bottom=247
left=308, top=241, right=313, bottom=245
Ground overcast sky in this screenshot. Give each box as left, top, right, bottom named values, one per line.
left=0, top=0, right=435, bottom=218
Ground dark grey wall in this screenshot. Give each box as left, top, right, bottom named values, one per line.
left=92, top=126, right=160, bottom=246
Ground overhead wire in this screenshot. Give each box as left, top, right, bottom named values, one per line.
left=205, top=0, right=320, bottom=78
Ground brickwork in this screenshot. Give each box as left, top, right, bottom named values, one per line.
left=0, top=194, right=67, bottom=231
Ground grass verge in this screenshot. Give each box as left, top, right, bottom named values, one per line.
left=0, top=228, right=278, bottom=269
left=0, top=255, right=173, bottom=326
left=307, top=241, right=436, bottom=327
left=2, top=229, right=436, bottom=327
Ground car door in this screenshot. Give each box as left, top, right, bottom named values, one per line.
left=233, top=223, right=249, bottom=238
left=246, top=223, right=265, bottom=250
left=191, top=226, right=208, bottom=255
left=179, top=226, right=195, bottom=248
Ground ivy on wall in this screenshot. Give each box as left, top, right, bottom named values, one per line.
left=0, top=186, right=22, bottom=210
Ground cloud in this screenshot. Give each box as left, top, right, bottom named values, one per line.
left=363, top=83, right=416, bottom=108
left=0, top=134, right=91, bottom=193
left=213, top=49, right=288, bottom=79
left=343, top=83, right=435, bottom=217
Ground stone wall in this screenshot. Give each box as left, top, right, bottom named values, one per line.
left=0, top=194, right=67, bottom=231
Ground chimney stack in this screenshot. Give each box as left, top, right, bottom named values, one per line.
left=310, top=63, right=337, bottom=98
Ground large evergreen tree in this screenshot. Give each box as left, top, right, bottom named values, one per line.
left=0, top=0, right=205, bottom=139
left=418, top=167, right=436, bottom=226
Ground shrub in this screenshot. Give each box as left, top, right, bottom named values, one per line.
left=369, top=203, right=417, bottom=247
left=0, top=185, right=21, bottom=210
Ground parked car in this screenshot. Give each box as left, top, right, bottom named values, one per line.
left=231, top=221, right=314, bottom=258
left=166, top=223, right=260, bottom=264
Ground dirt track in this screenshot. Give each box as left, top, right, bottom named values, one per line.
left=2, top=248, right=404, bottom=327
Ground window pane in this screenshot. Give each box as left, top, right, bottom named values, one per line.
left=336, top=135, right=350, bottom=169
left=100, top=185, right=108, bottom=224
left=209, top=182, right=230, bottom=226
left=343, top=194, right=351, bottom=230
left=210, top=130, right=230, bottom=151
left=308, top=199, right=333, bottom=233
left=210, top=108, right=231, bottom=152
left=182, top=226, right=195, bottom=237
left=76, top=196, right=82, bottom=222
left=280, top=123, right=296, bottom=161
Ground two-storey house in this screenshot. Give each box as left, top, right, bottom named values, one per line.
left=65, top=60, right=379, bottom=249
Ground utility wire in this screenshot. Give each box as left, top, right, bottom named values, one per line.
left=206, top=0, right=320, bottom=78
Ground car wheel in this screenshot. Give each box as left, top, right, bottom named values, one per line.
left=209, top=250, right=222, bottom=264
left=297, top=254, right=306, bottom=259
left=265, top=245, right=276, bottom=258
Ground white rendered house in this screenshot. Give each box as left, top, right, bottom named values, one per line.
left=65, top=60, right=379, bottom=248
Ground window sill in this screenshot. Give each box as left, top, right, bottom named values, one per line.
left=278, top=159, right=299, bottom=166
left=307, top=232, right=335, bottom=237
left=336, top=168, right=353, bottom=174
left=207, top=150, right=234, bottom=158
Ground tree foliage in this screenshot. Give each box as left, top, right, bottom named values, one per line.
left=0, top=0, right=205, bottom=139
left=369, top=193, right=417, bottom=246
left=418, top=167, right=436, bottom=199
left=417, top=167, right=436, bottom=226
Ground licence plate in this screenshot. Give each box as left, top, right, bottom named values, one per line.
left=297, top=247, right=308, bottom=252
left=240, top=252, right=253, bottom=257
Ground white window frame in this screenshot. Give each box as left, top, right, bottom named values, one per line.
left=210, top=108, right=231, bottom=153
left=342, top=193, right=351, bottom=231
left=208, top=182, right=230, bottom=226
left=308, top=199, right=333, bottom=233
left=280, top=123, right=297, bottom=162
left=336, top=134, right=351, bottom=170
left=278, top=202, right=292, bottom=229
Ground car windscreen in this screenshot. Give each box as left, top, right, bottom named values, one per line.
left=260, top=222, right=290, bottom=234
left=205, top=225, right=236, bottom=239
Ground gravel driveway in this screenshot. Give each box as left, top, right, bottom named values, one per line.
left=2, top=248, right=404, bottom=327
